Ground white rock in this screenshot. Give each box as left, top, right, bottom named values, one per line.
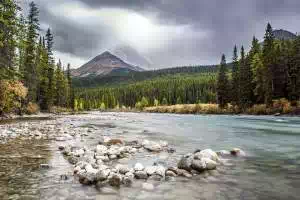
left=145, top=166, right=157, bottom=176
left=159, top=140, right=168, bottom=147
left=115, top=164, right=131, bottom=174
left=202, top=158, right=217, bottom=170
left=154, top=165, right=166, bottom=177
left=96, top=168, right=111, bottom=181
left=142, top=183, right=154, bottom=191
left=74, top=166, right=81, bottom=174
left=74, top=149, right=85, bottom=157
left=96, top=145, right=107, bottom=154
left=134, top=163, right=144, bottom=171
left=103, top=136, right=111, bottom=143
left=198, top=149, right=219, bottom=162
left=230, top=148, right=246, bottom=156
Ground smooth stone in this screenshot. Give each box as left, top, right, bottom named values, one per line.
left=165, top=170, right=177, bottom=177
left=154, top=165, right=166, bottom=177
left=198, top=149, right=219, bottom=162
left=177, top=169, right=192, bottom=178
left=134, top=163, right=144, bottom=171
left=148, top=174, right=163, bottom=181
left=191, top=159, right=206, bottom=172
left=115, top=164, right=131, bottom=175
left=122, top=176, right=133, bottom=187
left=142, top=183, right=154, bottom=191
left=177, top=154, right=193, bottom=171
left=230, top=148, right=246, bottom=156
left=96, top=169, right=111, bottom=181
left=202, top=158, right=217, bottom=170
left=134, top=171, right=148, bottom=179
left=145, top=166, right=157, bottom=176
left=108, top=174, right=122, bottom=187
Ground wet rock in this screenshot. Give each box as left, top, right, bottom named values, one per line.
left=202, top=158, right=217, bottom=170
left=85, top=164, right=98, bottom=182
left=96, top=145, right=108, bottom=155
left=96, top=169, right=111, bottom=181
left=115, top=164, right=131, bottom=175
left=145, top=166, right=157, bottom=176
left=96, top=180, right=109, bottom=188
left=154, top=165, right=166, bottom=177
left=108, top=174, right=122, bottom=187
left=216, top=150, right=231, bottom=156
left=134, top=163, right=144, bottom=171
left=58, top=145, right=65, bottom=151
left=177, top=154, right=193, bottom=171
left=74, top=166, right=81, bottom=174
left=122, top=175, right=133, bottom=187
left=197, top=149, right=219, bottom=162
left=194, top=149, right=201, bottom=154
left=167, top=166, right=179, bottom=175
left=134, top=171, right=148, bottom=179
left=142, top=183, right=154, bottom=191
left=177, top=169, right=192, bottom=178
left=74, top=149, right=85, bottom=157
left=143, top=140, right=163, bottom=152
left=191, top=159, right=206, bottom=172
left=167, top=147, right=176, bottom=153
left=68, top=156, right=79, bottom=165
left=166, top=170, right=177, bottom=177
left=109, top=154, right=117, bottom=160
left=230, top=148, right=246, bottom=156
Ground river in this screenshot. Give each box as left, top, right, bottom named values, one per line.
left=0, top=112, right=300, bottom=200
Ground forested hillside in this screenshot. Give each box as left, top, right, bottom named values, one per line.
left=0, top=1, right=73, bottom=115
left=74, top=24, right=300, bottom=112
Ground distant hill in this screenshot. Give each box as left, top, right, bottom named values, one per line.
left=272, top=29, right=297, bottom=40
left=71, top=51, right=144, bottom=78
left=112, top=45, right=152, bottom=69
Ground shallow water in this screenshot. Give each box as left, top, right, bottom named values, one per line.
left=0, top=112, right=300, bottom=200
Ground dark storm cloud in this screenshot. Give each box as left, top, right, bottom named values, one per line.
left=27, top=0, right=300, bottom=68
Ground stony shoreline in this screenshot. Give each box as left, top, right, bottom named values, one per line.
left=0, top=113, right=245, bottom=191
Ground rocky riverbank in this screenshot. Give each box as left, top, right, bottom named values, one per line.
left=0, top=113, right=245, bottom=192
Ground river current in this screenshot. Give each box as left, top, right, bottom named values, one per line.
left=0, top=112, right=300, bottom=200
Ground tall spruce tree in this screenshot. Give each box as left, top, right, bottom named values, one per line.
left=23, top=1, right=39, bottom=102
left=216, top=54, right=229, bottom=108
left=231, top=45, right=239, bottom=105
left=262, top=23, right=275, bottom=106
left=0, top=0, right=19, bottom=79
left=45, top=28, right=55, bottom=109
left=67, top=63, right=74, bottom=109
left=251, top=53, right=265, bottom=103
left=239, top=46, right=253, bottom=109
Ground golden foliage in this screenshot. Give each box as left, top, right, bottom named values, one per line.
left=26, top=102, right=40, bottom=114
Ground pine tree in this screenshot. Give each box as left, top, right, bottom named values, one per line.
left=216, top=54, right=229, bottom=108
left=231, top=45, right=239, bottom=105
left=67, top=63, right=74, bottom=109
left=251, top=53, right=265, bottom=103
left=0, top=0, right=19, bottom=79
left=45, top=28, right=55, bottom=109
left=262, top=23, right=275, bottom=106
left=239, top=46, right=253, bottom=109
left=23, top=1, right=39, bottom=102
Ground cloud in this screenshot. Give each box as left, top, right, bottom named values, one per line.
left=21, top=0, right=300, bottom=68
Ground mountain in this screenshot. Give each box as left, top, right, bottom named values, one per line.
left=112, top=45, right=152, bottom=69
left=71, top=51, right=144, bottom=78
left=273, top=29, right=297, bottom=40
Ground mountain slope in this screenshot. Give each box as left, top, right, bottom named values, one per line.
left=112, top=45, right=152, bottom=69
left=71, top=51, right=144, bottom=78
left=273, top=29, right=297, bottom=40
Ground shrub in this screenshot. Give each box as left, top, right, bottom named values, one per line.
left=273, top=98, right=291, bottom=114
left=100, top=102, right=106, bottom=110
left=246, top=104, right=267, bottom=115
left=154, top=99, right=159, bottom=107
left=135, top=101, right=142, bottom=110
left=0, top=80, right=28, bottom=114
left=26, top=102, right=40, bottom=114
left=140, top=97, right=149, bottom=108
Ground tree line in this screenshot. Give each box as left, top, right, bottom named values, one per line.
left=217, top=23, right=300, bottom=110
left=75, top=73, right=216, bottom=110
left=0, top=0, right=74, bottom=114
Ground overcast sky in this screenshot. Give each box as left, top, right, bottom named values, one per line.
left=21, top=0, right=300, bottom=69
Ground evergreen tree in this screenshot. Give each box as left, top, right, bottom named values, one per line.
left=239, top=46, right=253, bottom=109
left=0, top=0, right=19, bottom=79
left=216, top=54, right=229, bottom=108
left=45, top=28, right=55, bottom=109
left=23, top=1, right=39, bottom=102
left=67, top=63, right=74, bottom=109
left=251, top=53, right=265, bottom=103
left=262, top=23, right=275, bottom=106
left=231, top=45, right=239, bottom=105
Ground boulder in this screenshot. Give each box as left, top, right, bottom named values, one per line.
left=134, top=171, right=148, bottom=179
left=176, top=169, right=192, bottom=178
left=177, top=154, right=193, bottom=171
left=134, top=163, right=144, bottom=171
left=74, top=166, right=81, bottom=174
left=197, top=149, right=219, bottom=162
left=74, top=149, right=85, bottom=157
left=216, top=150, right=231, bottom=156
left=108, top=174, right=122, bottom=187
left=115, top=164, right=131, bottom=175
left=96, top=145, right=107, bottom=154
left=85, top=164, right=98, bottom=182
left=96, top=169, right=111, bottom=181
left=122, top=175, right=133, bottom=187
left=230, top=148, right=246, bottom=156
left=191, top=159, right=206, bottom=172
left=142, top=183, right=154, bottom=191
left=145, top=166, right=157, bottom=176
left=166, top=170, right=177, bottom=177
left=106, top=139, right=123, bottom=146
left=143, top=141, right=163, bottom=152
left=202, top=158, right=217, bottom=170
left=154, top=165, right=166, bottom=177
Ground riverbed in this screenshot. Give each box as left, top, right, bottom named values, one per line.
left=0, top=112, right=300, bottom=200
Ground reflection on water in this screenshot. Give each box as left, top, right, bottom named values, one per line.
left=0, top=113, right=300, bottom=200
